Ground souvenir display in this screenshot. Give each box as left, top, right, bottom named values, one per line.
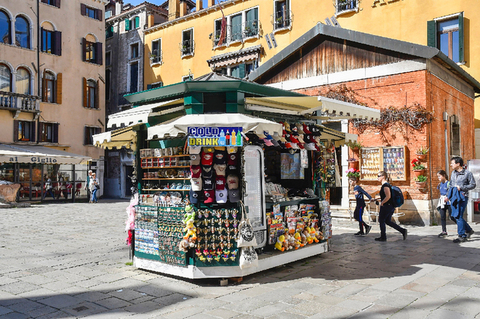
left=360, top=146, right=406, bottom=181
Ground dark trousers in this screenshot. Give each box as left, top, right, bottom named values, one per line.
left=354, top=206, right=369, bottom=232
left=379, top=204, right=405, bottom=239
left=438, top=205, right=453, bottom=233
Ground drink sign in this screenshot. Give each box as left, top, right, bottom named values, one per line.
left=188, top=127, right=243, bottom=147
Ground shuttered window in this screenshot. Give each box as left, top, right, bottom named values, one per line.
left=83, top=78, right=98, bottom=109
left=84, top=127, right=101, bottom=145
left=41, top=29, right=61, bottom=55
left=82, top=38, right=102, bottom=65
left=427, top=13, right=464, bottom=63
left=41, top=0, right=60, bottom=8
left=38, top=122, right=59, bottom=143
left=450, top=115, right=460, bottom=156
left=14, top=120, right=36, bottom=142
left=80, top=4, right=102, bottom=21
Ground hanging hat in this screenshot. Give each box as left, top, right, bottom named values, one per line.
left=302, top=123, right=312, bottom=134
left=213, top=150, right=227, bottom=164
left=202, top=165, right=214, bottom=178
left=228, top=153, right=239, bottom=166
left=227, top=146, right=237, bottom=154
left=215, top=176, right=226, bottom=190
left=189, top=189, right=201, bottom=204
left=214, top=146, right=226, bottom=151
left=263, top=139, right=274, bottom=147
left=228, top=189, right=240, bottom=202
left=190, top=165, right=201, bottom=178
left=214, top=164, right=227, bottom=176
left=295, top=123, right=305, bottom=134
left=203, top=177, right=214, bottom=190
left=256, top=132, right=267, bottom=139
left=189, top=146, right=202, bottom=154
left=201, top=150, right=213, bottom=166
left=227, top=174, right=239, bottom=189
left=204, top=190, right=215, bottom=204
left=190, top=177, right=202, bottom=191
left=190, top=154, right=201, bottom=165
left=215, top=189, right=228, bottom=203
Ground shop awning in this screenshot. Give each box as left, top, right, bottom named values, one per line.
left=0, top=144, right=91, bottom=165
left=245, top=96, right=381, bottom=120
left=147, top=113, right=283, bottom=140
left=92, top=126, right=138, bottom=151
left=107, top=98, right=184, bottom=128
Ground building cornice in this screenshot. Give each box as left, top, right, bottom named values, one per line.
left=106, top=3, right=167, bottom=26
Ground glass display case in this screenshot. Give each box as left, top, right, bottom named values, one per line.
left=360, top=146, right=406, bottom=181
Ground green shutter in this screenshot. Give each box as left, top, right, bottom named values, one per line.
left=135, top=16, right=140, bottom=29
left=458, top=12, right=464, bottom=62
left=238, top=64, right=246, bottom=79
left=125, top=19, right=130, bottom=31
left=427, top=20, right=437, bottom=48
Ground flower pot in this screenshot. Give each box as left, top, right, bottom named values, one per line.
left=348, top=161, right=359, bottom=170
left=413, top=169, right=426, bottom=177
left=415, top=181, right=427, bottom=188
left=416, top=154, right=427, bottom=161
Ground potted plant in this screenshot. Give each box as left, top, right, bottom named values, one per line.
left=411, top=158, right=426, bottom=177
left=346, top=141, right=362, bottom=152
left=416, top=146, right=429, bottom=161
left=415, top=175, right=428, bottom=188
left=346, top=168, right=360, bottom=179
left=347, top=157, right=359, bottom=170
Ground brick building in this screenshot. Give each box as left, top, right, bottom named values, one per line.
left=249, top=23, right=480, bottom=225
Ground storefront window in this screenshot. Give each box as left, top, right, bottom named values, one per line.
left=0, top=164, right=14, bottom=182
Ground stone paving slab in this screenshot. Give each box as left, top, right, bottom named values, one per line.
left=1, top=202, right=480, bottom=318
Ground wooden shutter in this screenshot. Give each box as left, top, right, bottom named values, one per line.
left=83, top=77, right=87, bottom=107
left=82, top=38, right=86, bottom=61
left=13, top=120, right=19, bottom=142
left=81, top=3, right=86, bottom=16
left=42, top=71, right=47, bottom=102
left=53, top=123, right=59, bottom=143
left=53, top=31, right=61, bottom=56
left=458, top=12, right=464, bottom=62
left=96, top=8, right=103, bottom=21
left=95, top=42, right=103, bottom=65
left=38, top=122, right=44, bottom=142
left=84, top=127, right=88, bottom=145
left=30, top=121, right=36, bottom=142
left=55, top=0, right=60, bottom=8
left=427, top=20, right=437, bottom=48
left=94, top=81, right=99, bottom=109
left=125, top=18, right=130, bottom=31
left=56, top=73, right=62, bottom=104
left=40, top=27, right=44, bottom=51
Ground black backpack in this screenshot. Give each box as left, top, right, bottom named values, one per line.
left=391, top=185, right=404, bottom=208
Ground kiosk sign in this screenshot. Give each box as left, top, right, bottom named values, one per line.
left=188, top=127, right=243, bottom=147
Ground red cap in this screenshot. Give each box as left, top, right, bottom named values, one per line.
left=190, top=165, right=201, bottom=178
left=201, top=151, right=213, bottom=166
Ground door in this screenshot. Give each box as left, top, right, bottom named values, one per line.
left=125, top=165, right=134, bottom=197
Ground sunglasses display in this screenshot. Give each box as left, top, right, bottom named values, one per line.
left=360, top=146, right=406, bottom=181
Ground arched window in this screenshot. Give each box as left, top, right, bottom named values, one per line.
left=16, top=67, right=31, bottom=95
left=87, top=79, right=96, bottom=108
left=0, top=64, right=12, bottom=92
left=0, top=10, right=10, bottom=44
left=43, top=71, right=55, bottom=102
left=15, top=16, right=30, bottom=48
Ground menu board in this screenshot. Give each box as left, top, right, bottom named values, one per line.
left=360, top=146, right=406, bottom=181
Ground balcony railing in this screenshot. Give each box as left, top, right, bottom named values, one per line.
left=0, top=91, right=40, bottom=112
left=179, top=40, right=195, bottom=56
left=336, top=0, right=357, bottom=14
left=213, top=20, right=259, bottom=47
left=272, top=10, right=293, bottom=30
left=150, top=51, right=163, bottom=64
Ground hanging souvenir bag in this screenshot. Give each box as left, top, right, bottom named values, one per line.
left=239, top=246, right=259, bottom=269
left=236, top=200, right=258, bottom=247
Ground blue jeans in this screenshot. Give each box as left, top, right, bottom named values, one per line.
left=379, top=204, right=405, bottom=239
left=43, top=189, right=55, bottom=200
left=454, top=200, right=471, bottom=237
left=91, top=189, right=98, bottom=202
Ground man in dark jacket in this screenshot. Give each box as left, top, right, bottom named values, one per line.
left=446, top=157, right=476, bottom=243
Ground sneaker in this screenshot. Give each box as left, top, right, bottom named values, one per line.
left=354, top=231, right=364, bottom=236
left=375, top=237, right=387, bottom=242
left=453, top=237, right=467, bottom=243
left=402, top=229, right=408, bottom=240
left=467, top=230, right=475, bottom=238
left=365, top=225, right=372, bottom=235
left=438, top=232, right=448, bottom=238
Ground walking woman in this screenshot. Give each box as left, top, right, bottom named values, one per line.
left=375, top=171, right=407, bottom=241
left=89, top=172, right=99, bottom=203
left=436, top=170, right=452, bottom=237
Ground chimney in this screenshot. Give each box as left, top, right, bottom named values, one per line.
left=180, top=0, right=187, bottom=17
left=208, top=0, right=215, bottom=8
left=196, top=0, right=203, bottom=12
left=115, top=0, right=123, bottom=15
left=168, top=0, right=179, bottom=21
left=147, top=14, right=154, bottom=28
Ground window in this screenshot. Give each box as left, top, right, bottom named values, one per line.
left=41, top=24, right=61, bottom=55
left=0, top=64, right=11, bottom=92
left=147, top=81, right=163, bottom=89
left=16, top=68, right=31, bottom=95
left=82, top=37, right=102, bottom=65
left=42, top=71, right=55, bottom=103
left=230, top=13, right=242, bottom=42
left=106, top=25, right=113, bottom=38
left=81, top=4, right=102, bottom=21
left=83, top=78, right=98, bottom=109
left=181, top=29, right=194, bottom=56
left=42, top=29, right=53, bottom=53
left=151, top=39, right=162, bottom=64
left=41, top=0, right=61, bottom=8
left=105, top=10, right=112, bottom=19
left=129, top=62, right=138, bottom=93
left=131, top=16, right=140, bottom=30
left=0, top=10, right=11, bottom=44
left=105, top=51, right=111, bottom=66
left=336, top=0, right=358, bottom=15
left=216, top=62, right=254, bottom=79
left=274, top=0, right=290, bottom=30
left=214, top=7, right=258, bottom=47
left=39, top=122, right=59, bottom=143
left=428, top=13, right=464, bottom=63
left=245, top=8, right=259, bottom=38
left=15, top=16, right=30, bottom=48
left=131, top=43, right=139, bottom=59
left=105, top=69, right=110, bottom=100
left=15, top=120, right=36, bottom=142
left=84, top=126, right=101, bottom=145
left=450, top=115, right=460, bottom=156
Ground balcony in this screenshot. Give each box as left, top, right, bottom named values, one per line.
left=0, top=91, right=40, bottom=115
left=179, top=40, right=195, bottom=57
left=272, top=11, right=293, bottom=31
left=336, top=0, right=358, bottom=15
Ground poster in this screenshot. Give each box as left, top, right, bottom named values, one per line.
left=280, top=153, right=304, bottom=180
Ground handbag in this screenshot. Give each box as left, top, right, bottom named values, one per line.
left=236, top=201, right=258, bottom=247
left=239, top=246, right=258, bottom=269
left=95, top=184, right=100, bottom=190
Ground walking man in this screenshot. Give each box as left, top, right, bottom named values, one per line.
left=446, top=157, right=476, bottom=243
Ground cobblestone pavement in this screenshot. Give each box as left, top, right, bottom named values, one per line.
left=1, top=201, right=480, bottom=318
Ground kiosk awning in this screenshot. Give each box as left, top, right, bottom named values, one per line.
left=245, top=96, right=380, bottom=120
left=148, top=113, right=283, bottom=140
left=93, top=126, right=138, bottom=151
left=107, top=98, right=184, bottom=128
left=0, top=144, right=91, bottom=164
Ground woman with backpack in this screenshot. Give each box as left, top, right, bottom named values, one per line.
left=375, top=171, right=407, bottom=241
left=436, top=170, right=452, bottom=238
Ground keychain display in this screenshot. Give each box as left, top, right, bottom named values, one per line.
left=135, top=206, right=159, bottom=256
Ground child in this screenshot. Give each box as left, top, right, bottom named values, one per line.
left=437, top=170, right=452, bottom=237
left=349, top=176, right=372, bottom=236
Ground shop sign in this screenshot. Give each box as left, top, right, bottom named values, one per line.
left=188, top=127, right=243, bottom=147
left=7, top=156, right=58, bottom=163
